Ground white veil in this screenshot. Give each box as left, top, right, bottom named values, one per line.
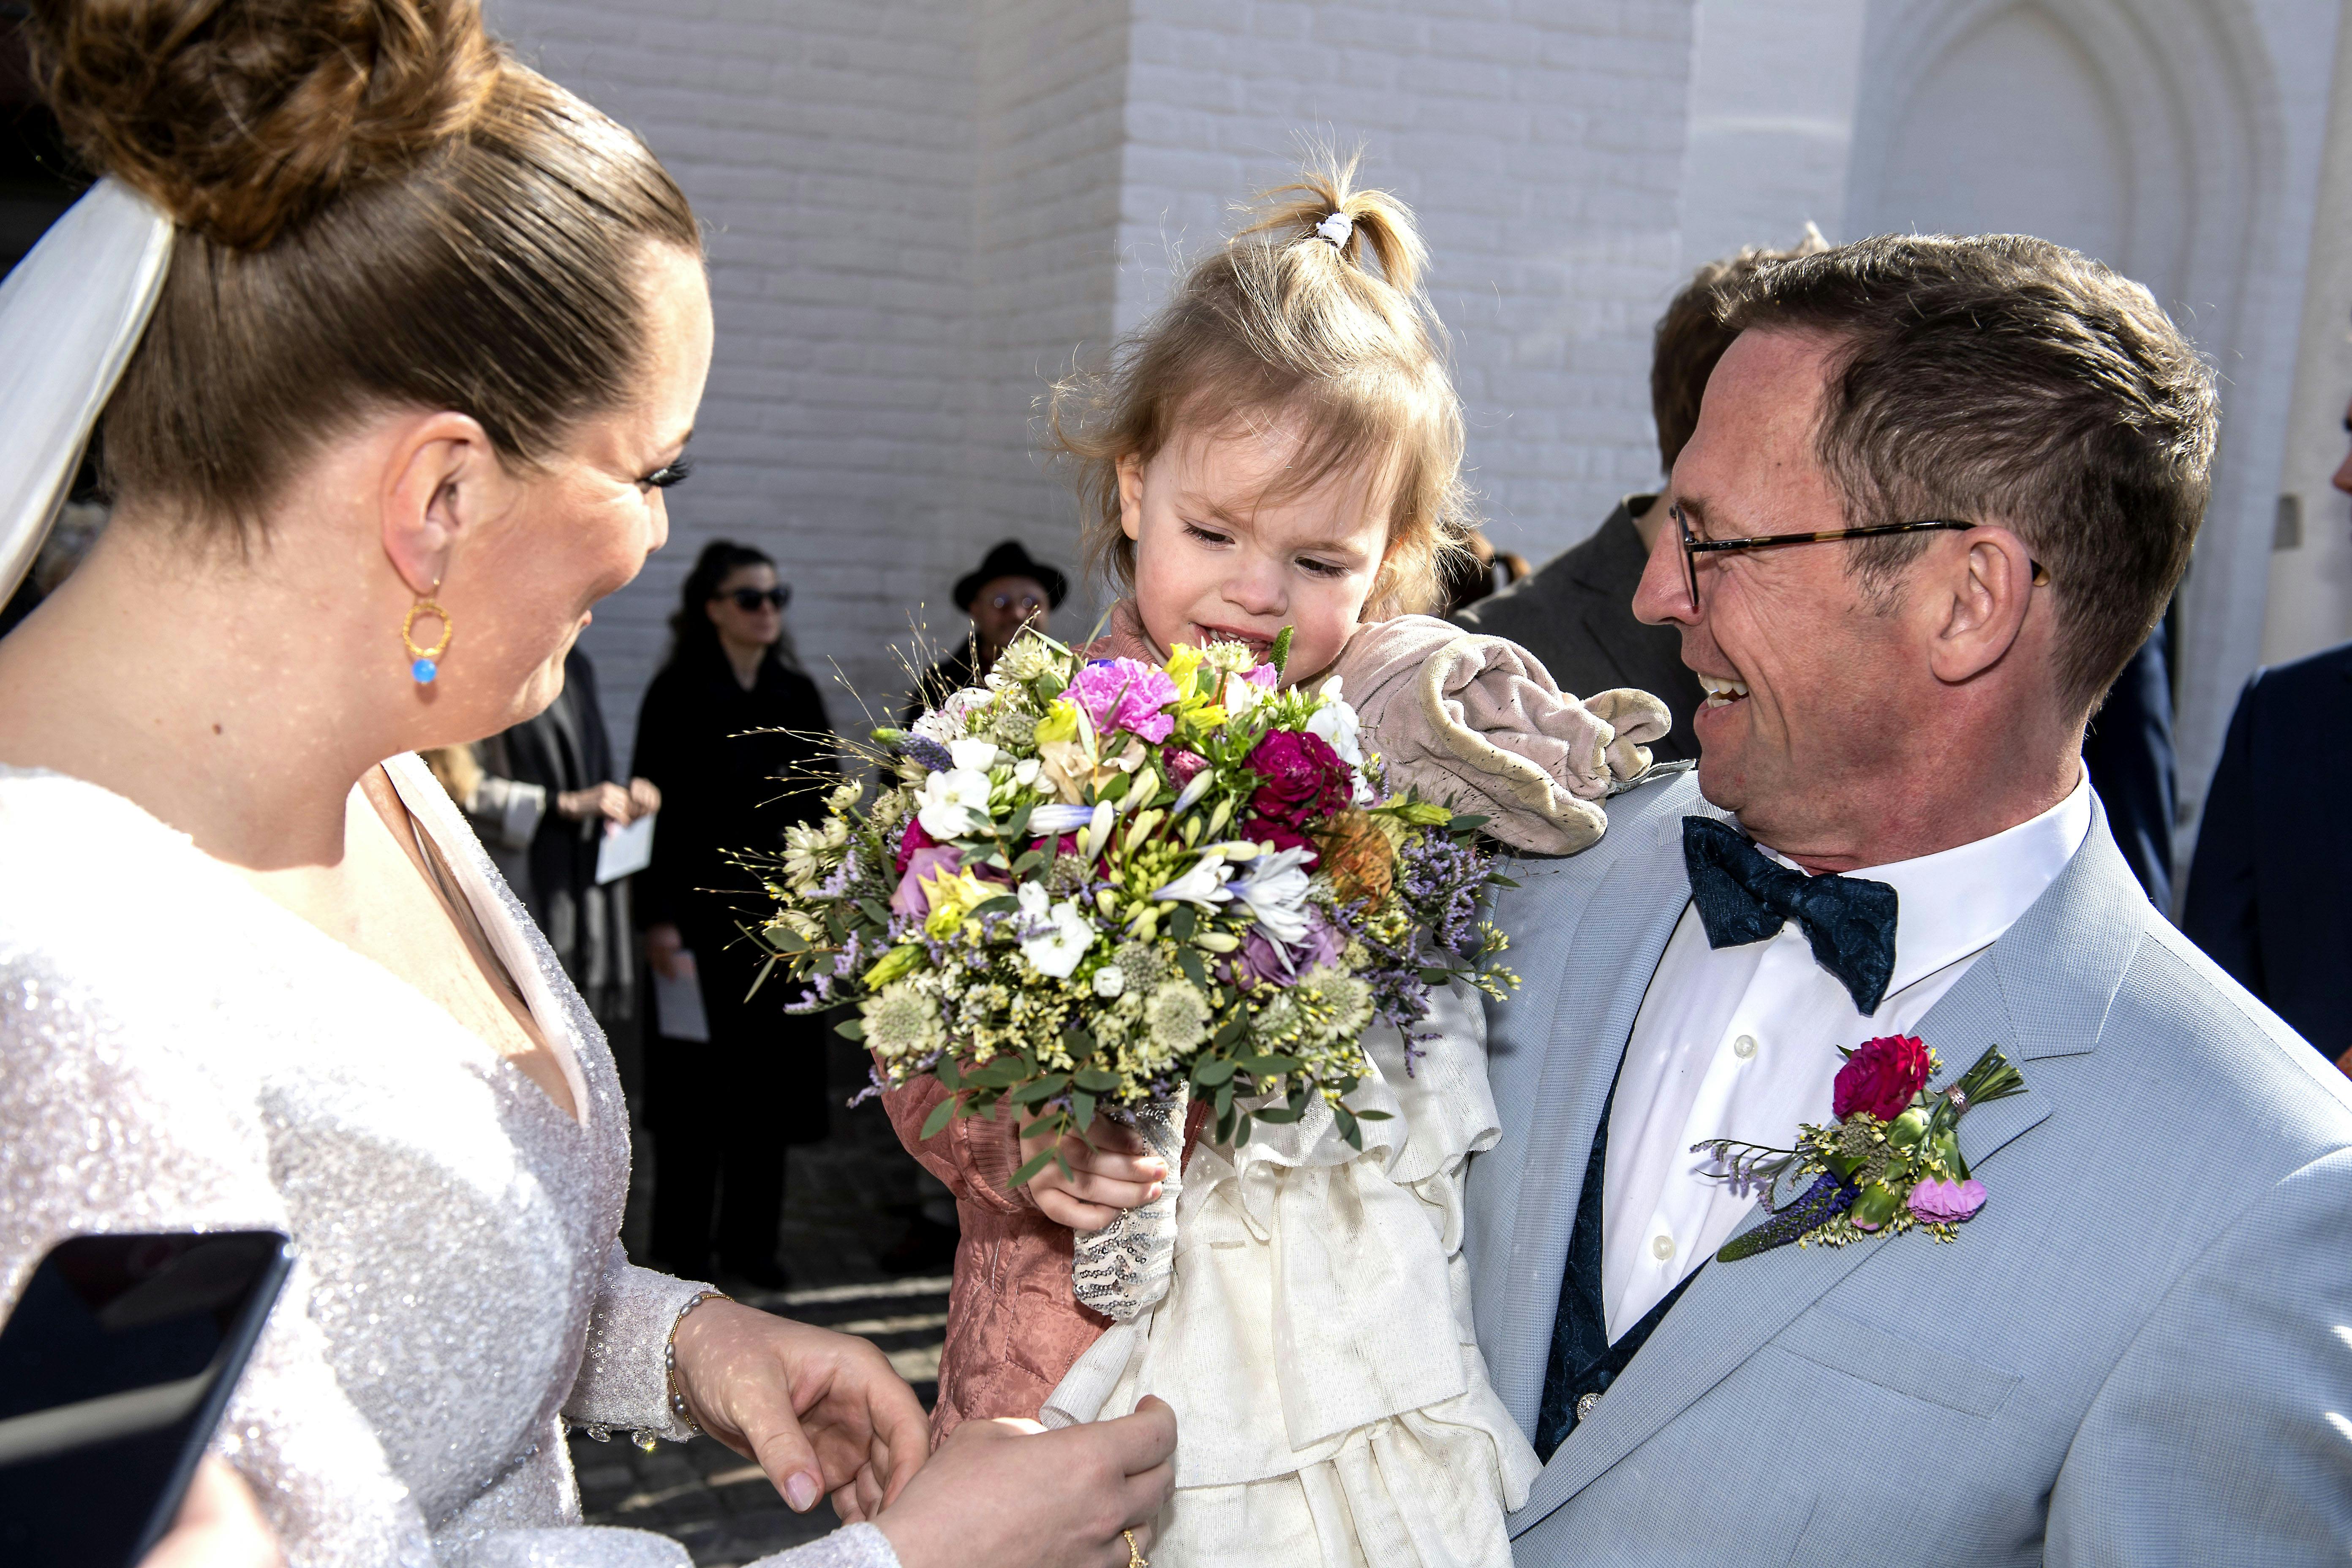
left=0, top=178, right=174, bottom=604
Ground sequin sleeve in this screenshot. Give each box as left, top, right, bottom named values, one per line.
left=562, top=1242, right=717, bottom=1439
left=0, top=950, right=438, bottom=1568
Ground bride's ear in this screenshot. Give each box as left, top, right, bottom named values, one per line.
left=380, top=411, right=509, bottom=598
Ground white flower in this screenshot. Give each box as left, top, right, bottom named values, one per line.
left=1021, top=894, right=1097, bottom=979
left=949, top=737, right=1000, bottom=773
left=994, top=634, right=1059, bottom=683
left=1027, top=803, right=1096, bottom=835
left=1170, top=767, right=1217, bottom=817
left=1229, top=844, right=1315, bottom=945
left=1093, top=965, right=1127, bottom=998
left=1149, top=854, right=1236, bottom=908
left=1013, top=757, right=1041, bottom=787
left=1221, top=672, right=1264, bottom=713
left=1307, top=681, right=1375, bottom=803
left=917, top=767, right=993, bottom=838
left=913, top=686, right=994, bottom=746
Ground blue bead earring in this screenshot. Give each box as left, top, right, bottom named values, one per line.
left=403, top=582, right=452, bottom=685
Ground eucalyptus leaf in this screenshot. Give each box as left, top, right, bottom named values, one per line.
left=834, top=1017, right=865, bottom=1041
left=920, top=1097, right=959, bottom=1141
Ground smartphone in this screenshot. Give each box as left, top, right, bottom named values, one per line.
left=0, top=1230, right=293, bottom=1565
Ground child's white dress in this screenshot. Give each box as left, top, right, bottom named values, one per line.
left=1043, top=980, right=1539, bottom=1567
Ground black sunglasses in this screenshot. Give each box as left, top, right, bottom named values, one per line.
left=1671, top=504, right=2048, bottom=611
left=719, top=586, right=790, bottom=612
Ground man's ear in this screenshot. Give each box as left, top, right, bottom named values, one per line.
left=1928, top=525, right=2039, bottom=685
left=381, top=411, right=506, bottom=597
left=1116, top=452, right=1146, bottom=543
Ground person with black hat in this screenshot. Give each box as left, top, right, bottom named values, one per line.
left=903, top=539, right=1068, bottom=723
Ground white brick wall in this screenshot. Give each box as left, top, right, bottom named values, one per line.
left=488, top=0, right=1700, bottom=762
left=1113, top=0, right=1696, bottom=559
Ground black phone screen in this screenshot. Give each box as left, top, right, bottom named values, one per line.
left=0, top=1230, right=292, bottom=1565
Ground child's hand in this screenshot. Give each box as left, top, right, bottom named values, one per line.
left=1019, top=1109, right=1168, bottom=1231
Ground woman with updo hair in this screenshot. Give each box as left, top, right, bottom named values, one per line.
left=0, top=3, right=1172, bottom=1565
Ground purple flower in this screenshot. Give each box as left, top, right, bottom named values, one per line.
left=1165, top=749, right=1208, bottom=787
left=1908, top=1177, right=1987, bottom=1225
left=1064, top=658, right=1179, bottom=744
left=890, top=845, right=964, bottom=916
left=1228, top=910, right=1345, bottom=988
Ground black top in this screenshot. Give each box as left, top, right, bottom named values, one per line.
left=1449, top=497, right=1705, bottom=763
left=2182, top=639, right=2352, bottom=1063
left=631, top=645, right=836, bottom=939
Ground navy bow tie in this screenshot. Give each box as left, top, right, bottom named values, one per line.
left=1681, top=816, right=1900, bottom=1014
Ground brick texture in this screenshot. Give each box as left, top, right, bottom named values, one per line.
left=487, top=0, right=1697, bottom=758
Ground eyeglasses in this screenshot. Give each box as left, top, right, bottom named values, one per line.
left=987, top=592, right=1046, bottom=615
left=721, top=586, right=789, bottom=612
left=1670, top=504, right=2049, bottom=612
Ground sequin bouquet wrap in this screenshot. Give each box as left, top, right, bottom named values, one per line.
left=744, top=626, right=1516, bottom=1305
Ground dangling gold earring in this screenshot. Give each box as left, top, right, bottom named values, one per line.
left=403, top=581, right=452, bottom=685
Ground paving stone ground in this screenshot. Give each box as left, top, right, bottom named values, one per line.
left=574, top=1032, right=955, bottom=1566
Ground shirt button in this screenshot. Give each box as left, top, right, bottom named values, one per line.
left=1651, top=1232, right=1676, bottom=1262
left=1732, top=1033, right=1759, bottom=1059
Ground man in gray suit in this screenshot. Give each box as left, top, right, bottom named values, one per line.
left=1468, top=234, right=2352, bottom=1564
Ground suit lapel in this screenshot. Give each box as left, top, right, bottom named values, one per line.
left=1511, top=797, right=2147, bottom=1533
left=1492, top=790, right=1711, bottom=1432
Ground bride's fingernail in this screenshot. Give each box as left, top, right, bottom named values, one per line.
left=785, top=1472, right=821, bottom=1511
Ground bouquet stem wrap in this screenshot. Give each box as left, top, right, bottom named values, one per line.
left=1071, top=1086, right=1190, bottom=1322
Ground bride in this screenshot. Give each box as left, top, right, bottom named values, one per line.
left=0, top=1, right=1169, bottom=1564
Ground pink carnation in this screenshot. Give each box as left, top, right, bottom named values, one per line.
left=1165, top=749, right=1208, bottom=786
left=1907, top=1177, right=1987, bottom=1225
left=1065, top=658, right=1179, bottom=744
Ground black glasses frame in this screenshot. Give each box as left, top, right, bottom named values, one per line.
left=722, top=586, right=790, bottom=611
left=1671, top=505, right=2047, bottom=610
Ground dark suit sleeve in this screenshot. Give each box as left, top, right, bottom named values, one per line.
left=2080, top=626, right=2177, bottom=907
left=2181, top=671, right=2263, bottom=999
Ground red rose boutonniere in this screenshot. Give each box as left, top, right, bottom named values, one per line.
left=1694, top=1036, right=2027, bottom=1261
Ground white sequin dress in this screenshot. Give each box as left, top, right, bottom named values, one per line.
left=0, top=756, right=899, bottom=1568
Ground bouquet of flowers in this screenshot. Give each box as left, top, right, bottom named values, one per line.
left=1695, top=1034, right=2028, bottom=1260
left=742, top=625, right=1517, bottom=1191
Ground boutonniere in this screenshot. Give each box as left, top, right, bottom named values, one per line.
left=1694, top=1035, right=2027, bottom=1262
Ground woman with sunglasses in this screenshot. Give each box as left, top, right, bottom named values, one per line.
left=634, top=540, right=837, bottom=1288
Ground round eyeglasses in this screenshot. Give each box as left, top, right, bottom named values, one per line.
left=1670, top=503, right=2047, bottom=612
left=987, top=592, right=1046, bottom=615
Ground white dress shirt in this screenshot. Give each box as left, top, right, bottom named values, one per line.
left=1601, top=772, right=2093, bottom=1339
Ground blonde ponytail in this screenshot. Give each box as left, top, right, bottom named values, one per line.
left=1054, top=154, right=1473, bottom=618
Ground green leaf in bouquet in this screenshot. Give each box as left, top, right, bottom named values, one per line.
left=1212, top=1015, right=1247, bottom=1047
left=1213, top=1081, right=1234, bottom=1122
left=834, top=1017, right=866, bottom=1041
left=1354, top=1107, right=1395, bottom=1122
left=1269, top=625, right=1294, bottom=673
left=857, top=897, right=895, bottom=929
left=1177, top=948, right=1207, bottom=987
left=744, top=954, right=779, bottom=1002
left=1002, top=803, right=1034, bottom=841
left=920, top=1095, right=960, bottom=1141
left=1255, top=1105, right=1302, bottom=1124
left=1335, top=1105, right=1362, bottom=1151
left=1448, top=814, right=1492, bottom=832
left=1011, top=849, right=1046, bottom=876
left=1007, top=1146, right=1065, bottom=1190
left=1073, top=1067, right=1122, bottom=1093
left=1010, top=1073, right=1072, bottom=1105
left=972, top=894, right=1018, bottom=918
left=1488, top=874, right=1521, bottom=890
left=934, top=1054, right=963, bottom=1089
left=1419, top=968, right=1455, bottom=986
left=1191, top=1056, right=1238, bottom=1087
left=1072, top=1090, right=1097, bottom=1132
left=1099, top=771, right=1132, bottom=804
left=1170, top=904, right=1198, bottom=942
left=1233, top=1111, right=1253, bottom=1146
left=1240, top=1053, right=1301, bottom=1077
left=965, top=1058, right=1028, bottom=1089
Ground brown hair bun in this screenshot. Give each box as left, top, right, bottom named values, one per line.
left=27, top=0, right=499, bottom=250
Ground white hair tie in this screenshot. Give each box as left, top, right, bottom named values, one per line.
left=1314, top=210, right=1354, bottom=249
left=0, top=179, right=175, bottom=602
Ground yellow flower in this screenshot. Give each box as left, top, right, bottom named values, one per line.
left=1162, top=645, right=1204, bottom=688
left=1034, top=698, right=1081, bottom=746
left=921, top=867, right=992, bottom=937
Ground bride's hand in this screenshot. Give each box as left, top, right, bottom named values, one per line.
left=670, top=1299, right=930, bottom=1523
left=1019, top=1109, right=1167, bottom=1231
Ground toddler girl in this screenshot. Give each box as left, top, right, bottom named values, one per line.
left=880, top=161, right=1666, bottom=1566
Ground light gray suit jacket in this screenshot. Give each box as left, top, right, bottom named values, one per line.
left=1467, top=772, right=2352, bottom=1565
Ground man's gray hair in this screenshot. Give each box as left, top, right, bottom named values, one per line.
left=1716, top=233, right=2219, bottom=716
